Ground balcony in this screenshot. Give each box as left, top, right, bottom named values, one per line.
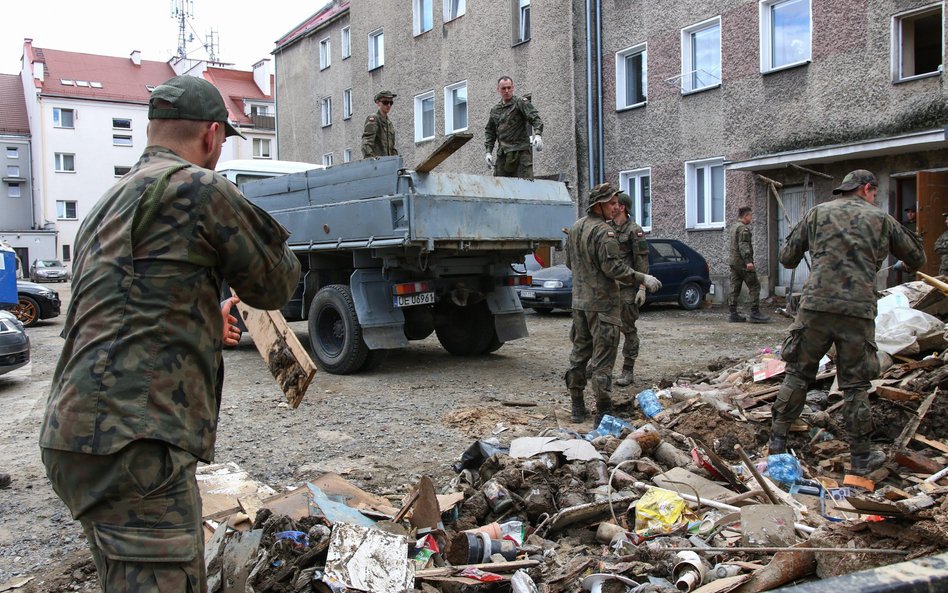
left=251, top=114, right=275, bottom=130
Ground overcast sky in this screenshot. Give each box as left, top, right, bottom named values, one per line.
left=4, top=1, right=329, bottom=76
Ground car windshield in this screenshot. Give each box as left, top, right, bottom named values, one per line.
left=36, top=260, right=63, bottom=268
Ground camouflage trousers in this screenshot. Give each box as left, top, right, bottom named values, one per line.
left=618, top=298, right=641, bottom=370
left=565, top=309, right=620, bottom=397
left=728, top=266, right=760, bottom=309
left=772, top=309, right=879, bottom=454
left=493, top=148, right=534, bottom=180
left=42, top=440, right=205, bottom=593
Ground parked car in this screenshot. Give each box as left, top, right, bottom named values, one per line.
left=3, top=281, right=62, bottom=327
left=516, top=238, right=714, bottom=312
left=0, top=310, right=29, bottom=376
left=29, top=259, right=70, bottom=283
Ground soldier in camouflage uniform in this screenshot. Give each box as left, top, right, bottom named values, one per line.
left=39, top=76, right=301, bottom=593
left=361, top=90, right=398, bottom=158
left=769, top=170, right=924, bottom=476
left=565, top=183, right=662, bottom=425
left=935, top=212, right=948, bottom=276
left=727, top=207, right=770, bottom=323
left=484, top=77, right=543, bottom=179
left=611, top=192, right=650, bottom=387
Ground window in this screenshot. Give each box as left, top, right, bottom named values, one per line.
left=619, top=168, right=651, bottom=230
left=343, top=88, right=353, bottom=120
left=369, top=29, right=385, bottom=70
left=686, top=158, right=725, bottom=229
left=344, top=148, right=353, bottom=163
left=55, top=153, right=76, bottom=172
left=6, top=147, right=18, bottom=159
left=113, top=135, right=133, bottom=147
left=681, top=17, right=721, bottom=93
left=57, top=200, right=78, bottom=220
left=53, top=108, right=75, bottom=128
left=322, top=153, right=333, bottom=166
left=760, top=0, right=811, bottom=72
left=320, top=38, right=331, bottom=70
left=893, top=4, right=944, bottom=82
left=444, top=82, right=468, bottom=133
left=112, top=118, right=132, bottom=129
left=321, top=97, right=332, bottom=127
left=8, top=183, right=21, bottom=198
left=62, top=245, right=71, bottom=262
left=114, top=166, right=131, bottom=177
left=341, top=27, right=351, bottom=59
left=250, top=104, right=271, bottom=116
left=253, top=138, right=272, bottom=159
left=445, top=0, right=466, bottom=21
left=616, top=43, right=647, bottom=109
left=414, top=91, right=435, bottom=142
left=6, top=165, right=19, bottom=177
left=414, top=0, right=434, bottom=35
left=515, top=0, right=531, bottom=43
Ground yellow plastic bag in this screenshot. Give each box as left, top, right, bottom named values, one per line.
left=634, top=488, right=697, bottom=537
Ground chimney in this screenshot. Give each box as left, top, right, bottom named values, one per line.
left=252, top=59, right=271, bottom=95
left=130, top=50, right=141, bottom=67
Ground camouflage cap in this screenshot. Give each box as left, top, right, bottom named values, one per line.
left=586, top=183, right=620, bottom=211
left=832, top=169, right=877, bottom=195
left=374, top=90, right=397, bottom=102
left=148, top=75, right=245, bottom=139
left=616, top=192, right=633, bottom=210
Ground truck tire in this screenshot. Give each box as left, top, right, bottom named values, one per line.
left=435, top=301, right=494, bottom=356
left=359, top=349, right=389, bottom=372
left=308, top=284, right=369, bottom=374
left=485, top=332, right=504, bottom=354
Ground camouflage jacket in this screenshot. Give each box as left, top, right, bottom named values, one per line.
left=484, top=95, right=544, bottom=153
left=936, top=230, right=948, bottom=275
left=728, top=220, right=753, bottom=268
left=779, top=195, right=925, bottom=319
left=361, top=110, right=397, bottom=158
left=566, top=215, right=644, bottom=313
left=612, top=217, right=649, bottom=300
left=39, top=146, right=301, bottom=462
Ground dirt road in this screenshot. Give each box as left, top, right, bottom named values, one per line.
left=0, top=284, right=789, bottom=586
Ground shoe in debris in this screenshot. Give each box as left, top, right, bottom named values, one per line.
left=850, top=450, right=886, bottom=476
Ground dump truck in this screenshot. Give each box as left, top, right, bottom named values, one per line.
left=239, top=155, right=575, bottom=374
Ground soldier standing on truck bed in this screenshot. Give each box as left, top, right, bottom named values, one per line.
left=484, top=76, right=543, bottom=179
left=565, top=183, right=662, bottom=426
left=362, top=90, right=398, bottom=158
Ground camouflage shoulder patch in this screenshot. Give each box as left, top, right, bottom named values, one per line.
left=522, top=97, right=529, bottom=101
left=636, top=231, right=645, bottom=237
left=607, top=231, right=615, bottom=237
left=367, top=116, right=376, bottom=121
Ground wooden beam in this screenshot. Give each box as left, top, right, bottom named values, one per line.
left=414, top=133, right=473, bottom=173
left=895, top=388, right=939, bottom=451
left=233, top=293, right=317, bottom=408
left=787, top=163, right=833, bottom=179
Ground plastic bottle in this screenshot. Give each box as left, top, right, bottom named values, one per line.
left=636, top=389, right=664, bottom=418
left=584, top=414, right=634, bottom=440
left=766, top=453, right=803, bottom=484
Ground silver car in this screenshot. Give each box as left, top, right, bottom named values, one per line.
left=0, top=310, right=29, bottom=376
left=29, top=259, right=70, bottom=283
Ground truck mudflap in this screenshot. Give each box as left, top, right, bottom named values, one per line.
left=486, top=286, right=528, bottom=342
left=349, top=269, right=409, bottom=349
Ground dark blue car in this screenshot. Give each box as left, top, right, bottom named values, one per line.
left=516, top=239, right=713, bottom=313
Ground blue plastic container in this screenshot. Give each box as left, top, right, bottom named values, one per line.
left=0, top=251, right=16, bottom=306
left=635, top=389, right=663, bottom=418
left=584, top=414, right=634, bottom=440
left=766, top=453, right=803, bottom=484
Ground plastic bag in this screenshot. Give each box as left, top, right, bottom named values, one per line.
left=634, top=488, right=697, bottom=537
left=875, top=297, right=946, bottom=355
left=766, top=453, right=803, bottom=484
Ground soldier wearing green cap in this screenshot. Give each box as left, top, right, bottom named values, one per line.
left=362, top=90, right=398, bottom=158
left=769, top=169, right=924, bottom=476
left=610, top=192, right=650, bottom=387
left=565, top=183, right=662, bottom=425
left=39, top=75, right=301, bottom=592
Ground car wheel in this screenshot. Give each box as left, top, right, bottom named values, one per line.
left=532, top=307, right=554, bottom=315
left=678, top=281, right=704, bottom=310
left=12, top=295, right=40, bottom=327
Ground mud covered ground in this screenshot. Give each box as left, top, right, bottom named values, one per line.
left=1, top=285, right=799, bottom=589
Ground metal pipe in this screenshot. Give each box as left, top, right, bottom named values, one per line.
left=595, top=0, right=604, bottom=183
left=585, top=0, right=594, bottom=194
left=289, top=238, right=407, bottom=251
left=652, top=546, right=908, bottom=555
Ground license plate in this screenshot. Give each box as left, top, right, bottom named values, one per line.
left=394, top=292, right=435, bottom=307
left=520, top=290, right=536, bottom=299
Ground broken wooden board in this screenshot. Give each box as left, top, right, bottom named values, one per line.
left=914, top=434, right=948, bottom=455
left=310, top=472, right=400, bottom=517
left=876, top=385, right=921, bottom=403
left=895, top=388, right=939, bottom=451
left=233, top=294, right=316, bottom=408
left=414, top=133, right=473, bottom=173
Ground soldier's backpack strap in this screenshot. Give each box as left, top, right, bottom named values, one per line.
left=131, top=164, right=189, bottom=246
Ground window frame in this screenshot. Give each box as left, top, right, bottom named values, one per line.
left=5, top=147, right=18, bottom=159
left=414, top=0, right=434, bottom=36
left=514, top=0, right=532, bottom=44
left=444, top=0, right=466, bottom=22
left=685, top=157, right=726, bottom=230
left=619, top=167, right=652, bottom=231
left=341, top=26, right=351, bottom=59
left=112, top=134, right=133, bottom=147
left=616, top=43, right=648, bottom=110
left=368, top=29, right=385, bottom=70
left=322, top=153, right=334, bottom=166
left=760, top=0, right=812, bottom=73
left=53, top=107, right=75, bottom=129
left=344, top=148, right=353, bottom=163
left=680, top=16, right=722, bottom=94
left=891, top=3, right=945, bottom=83
left=253, top=138, right=272, bottom=159
left=321, top=96, right=333, bottom=127
left=114, top=166, right=131, bottom=177
left=319, top=37, right=332, bottom=70
left=444, top=81, right=469, bottom=134
left=6, top=165, right=20, bottom=177
left=62, top=244, right=71, bottom=262
left=54, top=152, right=76, bottom=173
left=8, top=183, right=21, bottom=198
left=343, top=88, right=353, bottom=120
left=56, top=200, right=78, bottom=220
left=112, top=117, right=132, bottom=130
left=414, top=90, right=436, bottom=143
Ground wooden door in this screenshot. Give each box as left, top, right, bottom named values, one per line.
left=916, top=171, right=948, bottom=276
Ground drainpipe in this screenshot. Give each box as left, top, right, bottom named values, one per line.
left=595, top=0, right=604, bottom=183
left=584, top=0, right=594, bottom=197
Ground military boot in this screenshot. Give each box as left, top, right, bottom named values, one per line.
left=728, top=305, right=746, bottom=323
left=749, top=307, right=771, bottom=323
left=569, top=389, right=587, bottom=423
left=768, top=433, right=787, bottom=454
left=850, top=450, right=886, bottom=476
left=615, top=363, right=635, bottom=387
left=593, top=394, right=613, bottom=428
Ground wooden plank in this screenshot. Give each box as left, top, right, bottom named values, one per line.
left=233, top=292, right=317, bottom=408
left=415, top=559, right=539, bottom=578
left=914, top=434, right=948, bottom=455
left=876, top=385, right=921, bottom=403
left=895, top=388, right=939, bottom=451
left=415, top=133, right=473, bottom=173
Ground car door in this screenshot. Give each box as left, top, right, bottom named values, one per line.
left=647, top=241, right=686, bottom=300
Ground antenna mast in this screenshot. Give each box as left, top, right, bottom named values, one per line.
left=204, top=29, right=219, bottom=62
left=170, top=0, right=195, bottom=60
